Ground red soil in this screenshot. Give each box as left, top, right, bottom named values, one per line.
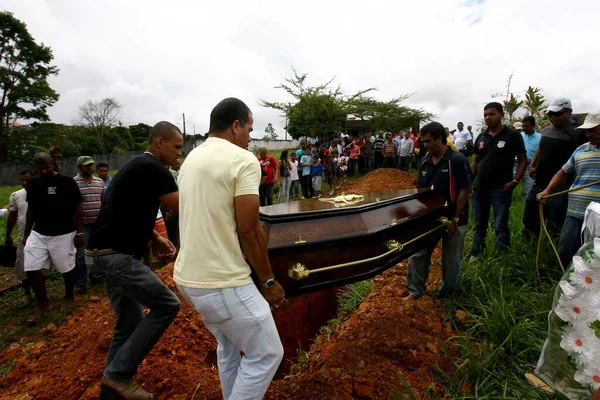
left=0, top=169, right=464, bottom=399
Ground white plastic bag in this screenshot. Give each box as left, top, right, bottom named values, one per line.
left=535, top=238, right=600, bottom=399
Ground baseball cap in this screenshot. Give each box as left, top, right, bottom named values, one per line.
left=77, top=156, right=94, bottom=166
left=513, top=122, right=523, bottom=130
left=576, top=111, right=600, bottom=130
left=546, top=97, right=572, bottom=113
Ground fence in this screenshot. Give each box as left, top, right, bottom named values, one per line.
left=0, top=141, right=196, bottom=187
left=191, top=138, right=299, bottom=153
left=0, top=139, right=299, bottom=186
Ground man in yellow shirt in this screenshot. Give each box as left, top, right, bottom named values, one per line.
left=174, top=98, right=285, bottom=400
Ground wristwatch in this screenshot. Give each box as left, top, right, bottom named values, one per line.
left=259, top=276, right=276, bottom=289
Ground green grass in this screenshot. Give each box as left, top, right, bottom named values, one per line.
left=428, top=186, right=568, bottom=399
left=322, top=183, right=569, bottom=398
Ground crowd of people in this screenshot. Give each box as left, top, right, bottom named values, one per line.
left=2, top=94, right=600, bottom=399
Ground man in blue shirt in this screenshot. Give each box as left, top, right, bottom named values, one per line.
left=519, top=116, right=541, bottom=202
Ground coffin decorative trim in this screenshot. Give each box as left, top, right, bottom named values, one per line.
left=287, top=217, right=451, bottom=280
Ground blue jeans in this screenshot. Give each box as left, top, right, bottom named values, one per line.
left=289, top=180, right=300, bottom=199
left=86, top=252, right=181, bottom=382
left=177, top=283, right=283, bottom=400
left=75, top=224, right=94, bottom=287
left=471, top=188, right=513, bottom=256
left=278, top=176, right=291, bottom=204
left=407, top=224, right=467, bottom=298
left=558, top=216, right=584, bottom=269
left=397, top=156, right=410, bottom=171
left=522, top=182, right=569, bottom=238
left=520, top=168, right=534, bottom=203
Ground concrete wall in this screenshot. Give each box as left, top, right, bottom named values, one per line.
left=0, top=140, right=197, bottom=187
left=191, top=138, right=299, bottom=153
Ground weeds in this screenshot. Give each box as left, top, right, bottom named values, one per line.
left=288, top=344, right=310, bottom=375
left=434, top=187, right=569, bottom=398
left=337, top=279, right=373, bottom=314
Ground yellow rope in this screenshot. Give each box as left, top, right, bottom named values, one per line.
left=535, top=179, right=600, bottom=281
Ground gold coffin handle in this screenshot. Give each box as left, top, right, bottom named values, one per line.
left=288, top=217, right=450, bottom=281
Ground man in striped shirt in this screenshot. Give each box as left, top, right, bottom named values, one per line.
left=538, top=111, right=600, bottom=268
left=74, top=156, right=104, bottom=294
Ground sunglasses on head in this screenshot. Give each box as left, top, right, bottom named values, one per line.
left=548, top=109, right=567, bottom=118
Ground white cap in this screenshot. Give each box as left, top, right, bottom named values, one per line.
left=513, top=122, right=523, bottom=130
left=576, top=111, right=600, bottom=130
left=546, top=97, right=572, bottom=113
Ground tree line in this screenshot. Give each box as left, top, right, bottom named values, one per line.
left=2, top=11, right=429, bottom=164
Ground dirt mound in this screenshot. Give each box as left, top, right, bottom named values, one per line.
left=0, top=169, right=461, bottom=399
left=341, top=169, right=416, bottom=194
left=266, top=261, right=464, bottom=399
left=0, top=264, right=337, bottom=399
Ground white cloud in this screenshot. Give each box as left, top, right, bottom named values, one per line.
left=5, top=0, right=600, bottom=137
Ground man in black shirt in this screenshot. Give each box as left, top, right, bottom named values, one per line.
left=23, top=153, right=84, bottom=323
left=404, top=122, right=471, bottom=300
left=471, top=102, right=527, bottom=257
left=87, top=121, right=182, bottom=399
left=523, top=98, right=586, bottom=237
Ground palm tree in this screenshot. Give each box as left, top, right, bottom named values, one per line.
left=503, top=93, right=523, bottom=124
left=523, top=86, right=547, bottom=120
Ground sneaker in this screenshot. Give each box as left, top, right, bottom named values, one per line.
left=328, top=190, right=334, bottom=196
left=469, top=256, right=477, bottom=263
left=101, top=376, right=154, bottom=400
left=317, top=193, right=322, bottom=199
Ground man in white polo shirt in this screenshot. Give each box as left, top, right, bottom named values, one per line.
left=174, top=97, right=285, bottom=400
left=453, top=122, right=471, bottom=156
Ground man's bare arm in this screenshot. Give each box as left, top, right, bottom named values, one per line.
left=235, top=194, right=273, bottom=282
left=159, top=192, right=179, bottom=216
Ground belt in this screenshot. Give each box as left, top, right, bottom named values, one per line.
left=84, top=248, right=118, bottom=256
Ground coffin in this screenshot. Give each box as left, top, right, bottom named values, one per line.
left=260, top=188, right=452, bottom=297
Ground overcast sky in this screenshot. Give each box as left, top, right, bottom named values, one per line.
left=5, top=0, right=600, bottom=137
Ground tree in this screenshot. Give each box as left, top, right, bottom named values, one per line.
left=346, top=95, right=431, bottom=133
left=263, top=123, right=278, bottom=141
left=259, top=68, right=374, bottom=139
left=260, top=68, right=429, bottom=138
left=77, top=98, right=122, bottom=151
left=503, top=93, right=523, bottom=124
left=523, top=86, right=547, bottom=120
left=0, top=12, right=60, bottom=162
left=129, top=123, right=152, bottom=150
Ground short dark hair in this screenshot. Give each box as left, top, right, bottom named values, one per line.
left=96, top=162, right=109, bottom=169
left=148, top=121, right=182, bottom=144
left=18, top=169, right=32, bottom=176
left=458, top=121, right=463, bottom=125
left=484, top=102, right=504, bottom=114
left=420, top=122, right=447, bottom=144
left=34, top=152, right=53, bottom=165
left=522, top=116, right=536, bottom=125
left=209, top=97, right=251, bottom=134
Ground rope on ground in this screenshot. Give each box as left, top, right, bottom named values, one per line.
left=536, top=179, right=600, bottom=281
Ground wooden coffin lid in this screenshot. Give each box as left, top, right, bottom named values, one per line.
left=259, top=188, right=438, bottom=223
